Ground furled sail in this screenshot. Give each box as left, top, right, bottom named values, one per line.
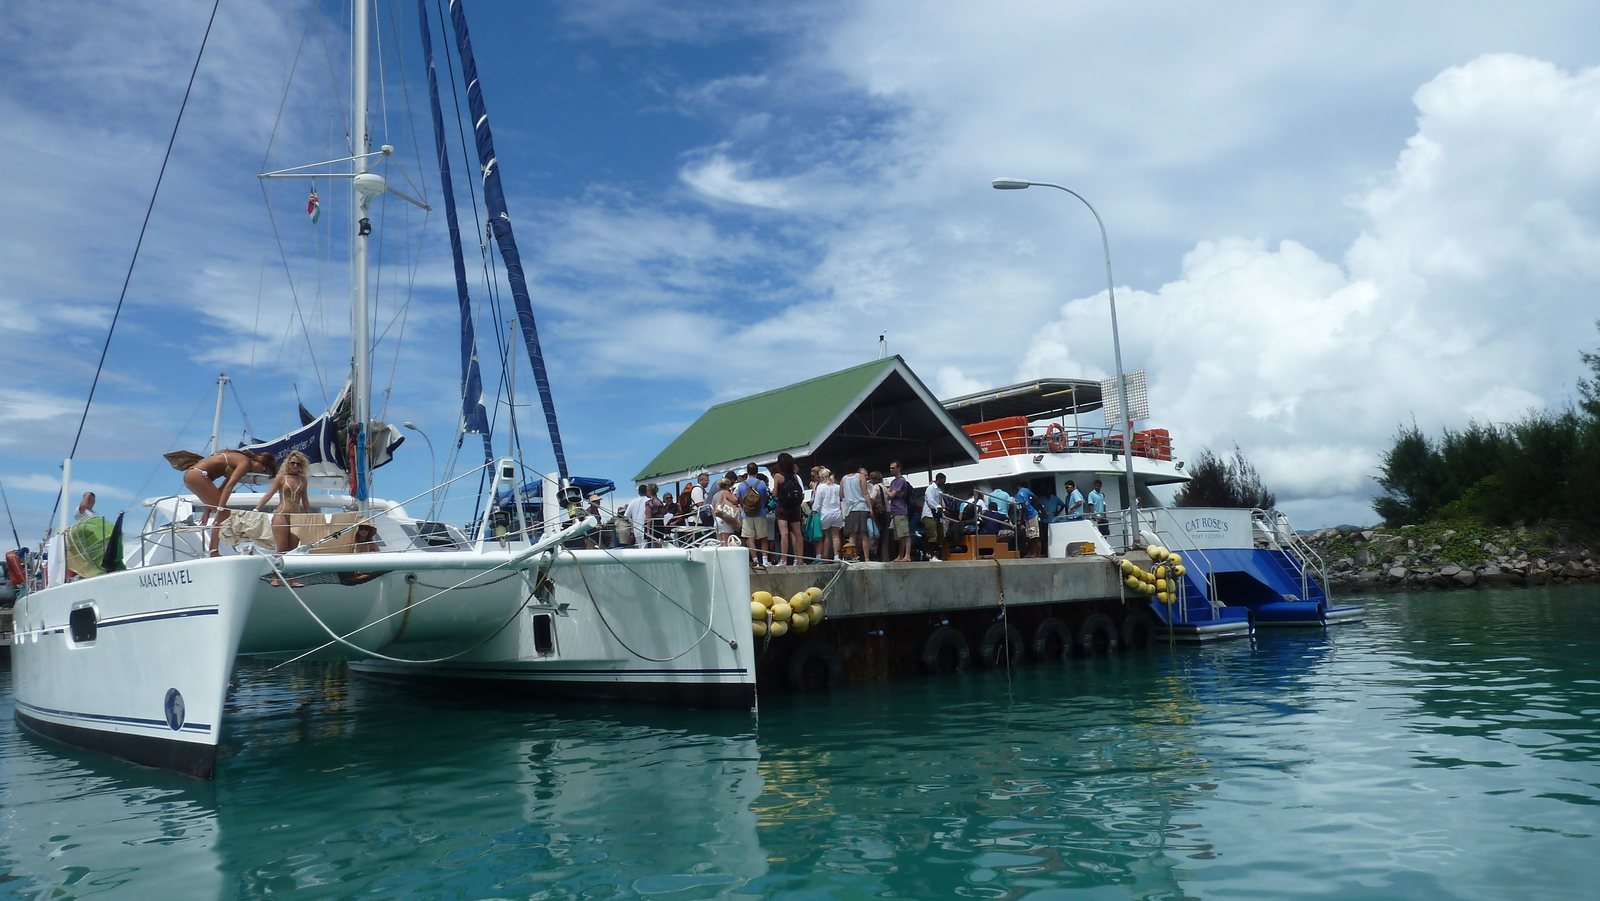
left=445, top=0, right=570, bottom=481
left=240, top=382, right=403, bottom=484
left=418, top=0, right=492, bottom=463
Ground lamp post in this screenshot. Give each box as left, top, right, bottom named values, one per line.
left=402, top=421, right=438, bottom=521
left=992, top=177, right=1139, bottom=549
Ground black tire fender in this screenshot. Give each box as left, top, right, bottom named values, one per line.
left=1120, top=608, right=1156, bottom=651
left=978, top=620, right=1025, bottom=667
left=1031, top=617, right=1072, bottom=660
left=1075, top=613, right=1120, bottom=656
left=921, top=625, right=971, bottom=673
left=786, top=638, right=845, bottom=690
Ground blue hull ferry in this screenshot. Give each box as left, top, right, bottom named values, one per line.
left=1136, top=507, right=1364, bottom=638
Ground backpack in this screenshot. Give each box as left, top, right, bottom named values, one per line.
left=776, top=472, right=803, bottom=505
left=740, top=479, right=764, bottom=516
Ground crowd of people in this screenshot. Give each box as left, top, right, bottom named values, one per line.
left=603, top=457, right=1113, bottom=567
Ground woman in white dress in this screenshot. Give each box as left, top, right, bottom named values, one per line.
left=812, top=468, right=844, bottom=561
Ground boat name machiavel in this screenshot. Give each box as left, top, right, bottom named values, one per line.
left=138, top=569, right=194, bottom=589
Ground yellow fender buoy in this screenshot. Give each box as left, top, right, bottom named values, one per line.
left=753, top=620, right=769, bottom=636
left=752, top=591, right=773, bottom=608
left=769, top=620, right=789, bottom=637
left=771, top=602, right=793, bottom=622
left=791, top=612, right=810, bottom=633
left=751, top=601, right=769, bottom=620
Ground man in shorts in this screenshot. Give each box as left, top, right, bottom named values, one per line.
left=734, top=463, right=771, bottom=565
left=921, top=472, right=948, bottom=559
left=886, top=460, right=913, bottom=562
left=1013, top=480, right=1041, bottom=557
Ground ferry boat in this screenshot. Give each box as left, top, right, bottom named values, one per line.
left=8, top=0, right=753, bottom=779
left=923, top=378, right=1362, bottom=635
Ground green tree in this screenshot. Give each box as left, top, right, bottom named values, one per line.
left=1374, top=423, right=1442, bottom=525
left=1577, top=319, right=1600, bottom=419
left=1173, top=445, right=1276, bottom=509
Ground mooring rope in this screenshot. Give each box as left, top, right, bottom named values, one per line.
left=563, top=547, right=725, bottom=663
left=265, top=542, right=557, bottom=668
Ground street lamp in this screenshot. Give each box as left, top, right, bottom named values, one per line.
left=402, top=421, right=438, bottom=521
left=992, top=177, right=1139, bottom=550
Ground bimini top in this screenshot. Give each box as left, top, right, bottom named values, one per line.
left=941, top=378, right=1103, bottom=426
left=634, top=356, right=982, bottom=484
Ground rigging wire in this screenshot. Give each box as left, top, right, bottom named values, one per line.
left=52, top=0, right=223, bottom=529
left=227, top=379, right=257, bottom=442
left=260, top=181, right=333, bottom=406
left=312, top=0, right=352, bottom=153
left=0, top=476, right=22, bottom=548
left=128, top=387, right=214, bottom=506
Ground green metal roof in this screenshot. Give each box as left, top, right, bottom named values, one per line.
left=635, top=358, right=896, bottom=482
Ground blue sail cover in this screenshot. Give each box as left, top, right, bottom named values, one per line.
left=446, top=0, right=570, bottom=481
left=240, top=384, right=403, bottom=483
left=418, top=0, right=491, bottom=463
left=494, top=475, right=616, bottom=512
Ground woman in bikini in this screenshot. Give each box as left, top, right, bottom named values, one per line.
left=183, top=448, right=277, bottom=556
left=254, top=450, right=309, bottom=551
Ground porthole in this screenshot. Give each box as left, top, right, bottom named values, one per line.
left=532, top=614, right=554, bottom=655
left=69, top=605, right=98, bottom=644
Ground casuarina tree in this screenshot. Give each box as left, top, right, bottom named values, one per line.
left=1173, top=445, right=1276, bottom=509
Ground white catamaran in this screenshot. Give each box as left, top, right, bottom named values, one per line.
left=10, top=0, right=754, bottom=778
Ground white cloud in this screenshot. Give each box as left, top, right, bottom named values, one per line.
left=1012, top=54, right=1600, bottom=522
left=680, top=154, right=794, bottom=209
left=3, top=473, right=132, bottom=500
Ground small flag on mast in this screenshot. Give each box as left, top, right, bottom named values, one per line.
left=307, top=189, right=320, bottom=224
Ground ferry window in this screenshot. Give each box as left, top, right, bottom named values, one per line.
left=69, top=606, right=98, bottom=644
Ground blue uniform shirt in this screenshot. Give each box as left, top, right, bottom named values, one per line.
left=1015, top=486, right=1037, bottom=520
left=1066, top=488, right=1085, bottom=518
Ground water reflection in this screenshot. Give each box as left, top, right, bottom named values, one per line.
left=3, top=588, right=1598, bottom=900
left=2, top=661, right=768, bottom=900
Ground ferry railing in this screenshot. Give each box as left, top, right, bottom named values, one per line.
left=962, top=423, right=1175, bottom=461
left=1252, top=508, right=1327, bottom=600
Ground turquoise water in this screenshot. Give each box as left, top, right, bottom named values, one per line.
left=3, top=587, right=1598, bottom=900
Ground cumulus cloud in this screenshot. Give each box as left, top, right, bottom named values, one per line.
left=1014, top=54, right=1600, bottom=521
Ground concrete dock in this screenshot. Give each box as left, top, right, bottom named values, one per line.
left=749, top=555, right=1159, bottom=690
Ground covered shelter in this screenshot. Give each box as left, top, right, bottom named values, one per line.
left=940, top=378, right=1104, bottom=426
left=634, top=356, right=982, bottom=486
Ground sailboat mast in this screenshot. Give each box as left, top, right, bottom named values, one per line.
left=350, top=0, right=373, bottom=506
left=206, top=372, right=229, bottom=454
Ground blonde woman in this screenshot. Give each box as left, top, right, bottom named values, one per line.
left=255, top=450, right=309, bottom=585
left=812, top=468, right=844, bottom=561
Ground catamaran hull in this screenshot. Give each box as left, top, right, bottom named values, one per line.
left=13, top=544, right=754, bottom=776
left=10, top=556, right=267, bottom=778
left=348, top=546, right=757, bottom=709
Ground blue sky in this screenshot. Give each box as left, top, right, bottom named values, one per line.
left=5, top=0, right=1600, bottom=541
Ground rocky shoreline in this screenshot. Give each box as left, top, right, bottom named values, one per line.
left=1299, top=522, right=1599, bottom=594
